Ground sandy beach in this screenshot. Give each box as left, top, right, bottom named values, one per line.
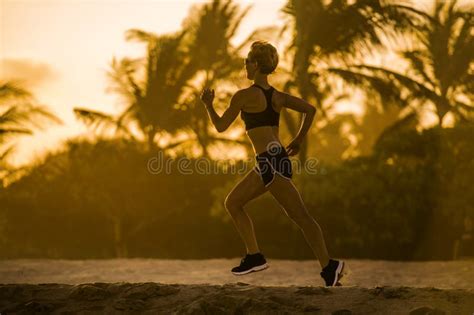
left=1, top=258, right=474, bottom=314
left=2, top=282, right=474, bottom=314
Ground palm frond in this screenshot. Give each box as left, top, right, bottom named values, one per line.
left=350, top=65, right=442, bottom=103
left=455, top=100, right=474, bottom=113
left=449, top=16, right=474, bottom=84
left=0, top=127, right=32, bottom=137
left=401, top=50, right=436, bottom=89
left=227, top=2, right=252, bottom=40
left=0, top=103, right=62, bottom=131
left=388, top=4, right=437, bottom=25
left=124, top=28, right=159, bottom=43
left=326, top=67, right=409, bottom=109
left=0, top=145, right=16, bottom=163
left=104, top=56, right=144, bottom=105
left=73, top=107, right=128, bottom=136
left=0, top=81, right=33, bottom=103
left=234, top=26, right=280, bottom=54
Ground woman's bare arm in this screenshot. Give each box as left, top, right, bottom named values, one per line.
left=282, top=92, right=316, bottom=140
left=200, top=89, right=243, bottom=133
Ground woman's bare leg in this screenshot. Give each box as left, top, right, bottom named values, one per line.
left=268, top=174, right=330, bottom=269
left=225, top=168, right=268, bottom=254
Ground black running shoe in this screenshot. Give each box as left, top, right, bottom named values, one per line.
left=320, top=259, right=345, bottom=287
left=231, top=253, right=268, bottom=275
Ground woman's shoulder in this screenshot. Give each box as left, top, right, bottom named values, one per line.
left=232, top=86, right=255, bottom=100
left=237, top=85, right=257, bottom=94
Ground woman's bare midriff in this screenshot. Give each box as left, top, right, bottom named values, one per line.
left=246, top=126, right=282, bottom=155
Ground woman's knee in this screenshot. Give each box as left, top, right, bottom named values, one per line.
left=224, top=194, right=243, bottom=213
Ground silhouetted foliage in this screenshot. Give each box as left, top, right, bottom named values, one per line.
left=330, top=0, right=474, bottom=126
left=280, top=0, right=417, bottom=163
left=74, top=30, right=196, bottom=151
left=0, top=81, right=62, bottom=187
left=1, top=124, right=472, bottom=260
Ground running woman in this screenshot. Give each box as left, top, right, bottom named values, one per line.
left=200, top=40, right=345, bottom=287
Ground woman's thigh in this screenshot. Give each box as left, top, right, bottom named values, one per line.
left=225, top=168, right=268, bottom=208
left=267, top=174, right=308, bottom=219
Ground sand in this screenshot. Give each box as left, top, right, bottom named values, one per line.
left=1, top=258, right=474, bottom=314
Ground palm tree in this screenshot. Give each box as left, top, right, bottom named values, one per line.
left=75, top=0, right=276, bottom=158
left=280, top=0, right=417, bottom=163
left=178, top=0, right=271, bottom=157
left=0, top=81, right=62, bottom=187
left=75, top=29, right=197, bottom=152
left=329, top=0, right=474, bottom=127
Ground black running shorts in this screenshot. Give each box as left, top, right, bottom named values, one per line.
left=253, top=145, right=293, bottom=187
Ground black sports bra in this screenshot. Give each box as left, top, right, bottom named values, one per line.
left=240, top=84, right=280, bottom=131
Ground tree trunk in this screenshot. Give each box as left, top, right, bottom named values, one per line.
left=113, top=216, right=128, bottom=258
left=435, top=94, right=450, bottom=127
left=197, top=133, right=210, bottom=157
left=147, top=127, right=156, bottom=152
left=437, top=111, right=447, bottom=127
